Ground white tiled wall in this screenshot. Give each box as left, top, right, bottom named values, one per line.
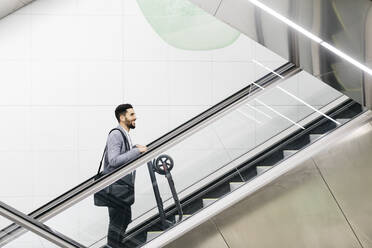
left=0, top=0, right=342, bottom=247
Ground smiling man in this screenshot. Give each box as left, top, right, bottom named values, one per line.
left=104, top=104, right=147, bottom=248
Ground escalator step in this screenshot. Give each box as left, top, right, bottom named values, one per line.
left=283, top=135, right=310, bottom=150
left=283, top=150, right=297, bottom=158
left=256, top=166, right=272, bottom=176
left=229, top=182, right=244, bottom=191
left=175, top=214, right=191, bottom=222
left=333, top=104, right=363, bottom=119
left=238, top=165, right=257, bottom=182
left=309, top=120, right=337, bottom=134
left=229, top=171, right=245, bottom=182
left=146, top=231, right=163, bottom=242
left=335, top=118, right=349, bottom=125
left=182, top=198, right=204, bottom=215
left=122, top=232, right=147, bottom=248
left=202, top=198, right=218, bottom=207
left=204, top=182, right=231, bottom=198
left=258, top=150, right=284, bottom=166
left=309, top=134, right=323, bottom=142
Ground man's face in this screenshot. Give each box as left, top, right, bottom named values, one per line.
left=121, top=108, right=136, bottom=129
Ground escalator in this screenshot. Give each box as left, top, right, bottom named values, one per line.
left=118, top=99, right=363, bottom=248
left=1, top=0, right=372, bottom=247
left=0, top=60, right=367, bottom=248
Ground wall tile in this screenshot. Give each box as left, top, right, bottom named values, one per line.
left=1, top=197, right=35, bottom=214
left=212, top=107, right=256, bottom=150
left=129, top=106, right=170, bottom=145
left=170, top=125, right=226, bottom=150
left=169, top=105, right=209, bottom=130
left=124, top=61, right=170, bottom=105
left=254, top=41, right=287, bottom=63
left=78, top=61, right=123, bottom=105
left=169, top=62, right=212, bottom=105
left=0, top=60, right=31, bottom=105
left=123, top=0, right=142, bottom=16
left=0, top=14, right=31, bottom=60
left=212, top=61, right=254, bottom=103
left=78, top=150, right=103, bottom=181
left=78, top=107, right=116, bottom=151
left=256, top=79, right=298, bottom=106
left=78, top=16, right=122, bottom=60
left=44, top=204, right=80, bottom=242
left=212, top=34, right=253, bottom=61
left=255, top=105, right=299, bottom=145
left=31, top=15, right=79, bottom=59
left=33, top=151, right=79, bottom=197
left=0, top=108, right=31, bottom=151
left=31, top=108, right=78, bottom=151
left=1, top=232, right=58, bottom=248
left=164, top=149, right=231, bottom=195
left=254, top=60, right=287, bottom=80
left=29, top=0, right=77, bottom=15
left=0, top=216, right=11, bottom=231
left=0, top=152, right=33, bottom=197
left=72, top=197, right=108, bottom=245
left=168, top=46, right=213, bottom=62
left=123, top=15, right=169, bottom=61
left=78, top=0, right=122, bottom=15
left=31, top=60, right=79, bottom=105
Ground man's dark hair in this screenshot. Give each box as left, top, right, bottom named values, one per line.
left=115, top=104, right=133, bottom=122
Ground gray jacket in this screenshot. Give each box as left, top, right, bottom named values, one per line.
left=103, top=125, right=141, bottom=186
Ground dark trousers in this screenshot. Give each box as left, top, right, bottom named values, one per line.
left=107, top=206, right=132, bottom=248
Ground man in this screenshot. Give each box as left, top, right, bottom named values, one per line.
left=104, top=104, right=147, bottom=248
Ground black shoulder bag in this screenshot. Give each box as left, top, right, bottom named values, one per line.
left=93, top=128, right=135, bottom=209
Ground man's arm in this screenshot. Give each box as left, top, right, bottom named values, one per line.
left=106, top=131, right=141, bottom=169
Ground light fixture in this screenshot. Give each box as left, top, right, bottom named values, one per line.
left=321, top=42, right=372, bottom=76
left=249, top=0, right=372, bottom=76
left=249, top=0, right=322, bottom=43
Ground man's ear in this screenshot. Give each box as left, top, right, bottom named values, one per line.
left=120, top=114, right=126, bottom=122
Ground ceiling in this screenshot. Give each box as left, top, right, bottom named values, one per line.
left=0, top=0, right=33, bottom=19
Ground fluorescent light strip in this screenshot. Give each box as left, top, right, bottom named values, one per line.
left=237, top=109, right=262, bottom=124
left=249, top=0, right=372, bottom=77
left=321, top=42, right=372, bottom=76
left=246, top=103, right=273, bottom=119
left=252, top=59, right=284, bottom=79
left=249, top=0, right=322, bottom=43
left=255, top=99, right=305, bottom=129
left=252, top=82, right=265, bottom=90
left=276, top=86, right=341, bottom=125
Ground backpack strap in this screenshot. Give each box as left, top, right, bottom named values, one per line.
left=96, top=128, right=130, bottom=175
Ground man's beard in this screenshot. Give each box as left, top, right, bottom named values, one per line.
left=126, top=120, right=135, bottom=129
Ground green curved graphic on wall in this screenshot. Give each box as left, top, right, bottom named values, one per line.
left=137, top=0, right=240, bottom=50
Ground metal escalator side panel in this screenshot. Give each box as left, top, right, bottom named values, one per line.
left=145, top=109, right=371, bottom=248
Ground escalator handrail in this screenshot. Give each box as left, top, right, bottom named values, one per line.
left=0, top=201, right=85, bottom=248
left=0, top=62, right=298, bottom=246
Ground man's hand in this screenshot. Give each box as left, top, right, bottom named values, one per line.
left=136, top=144, right=148, bottom=153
